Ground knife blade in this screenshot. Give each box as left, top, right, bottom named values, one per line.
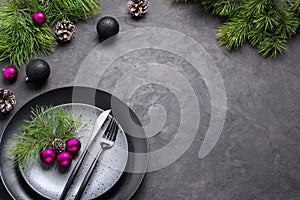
left=59, top=109, right=111, bottom=200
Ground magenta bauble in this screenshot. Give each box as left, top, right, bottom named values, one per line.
left=40, top=148, right=56, bottom=164
left=66, top=138, right=81, bottom=154
left=3, top=66, right=18, bottom=81
left=32, top=11, right=46, bottom=25
left=57, top=151, right=73, bottom=167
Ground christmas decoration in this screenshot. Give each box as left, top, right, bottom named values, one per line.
left=66, top=138, right=81, bottom=154
left=53, top=21, right=76, bottom=42
left=3, top=66, right=18, bottom=81
left=127, top=0, right=149, bottom=17
left=0, top=88, right=16, bottom=114
left=25, top=59, right=50, bottom=83
left=52, top=139, right=66, bottom=153
left=40, top=148, right=56, bottom=165
left=0, top=0, right=100, bottom=68
left=8, top=106, right=85, bottom=169
left=96, top=16, right=119, bottom=41
left=32, top=11, right=46, bottom=25
left=56, top=151, right=73, bottom=167
left=173, top=0, right=300, bottom=58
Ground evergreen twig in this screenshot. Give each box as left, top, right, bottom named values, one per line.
left=0, top=0, right=100, bottom=68
left=8, top=106, right=86, bottom=169
left=287, top=0, right=300, bottom=15
left=202, top=0, right=242, bottom=17
left=172, top=0, right=300, bottom=58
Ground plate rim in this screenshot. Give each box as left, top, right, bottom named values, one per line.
left=0, top=86, right=149, bottom=200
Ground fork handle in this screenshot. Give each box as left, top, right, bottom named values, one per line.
left=74, top=148, right=104, bottom=200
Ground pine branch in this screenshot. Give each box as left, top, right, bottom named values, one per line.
left=216, top=0, right=299, bottom=57
left=43, top=0, right=100, bottom=24
left=275, top=5, right=300, bottom=38
left=173, top=0, right=299, bottom=58
left=0, top=1, right=55, bottom=68
left=258, top=34, right=287, bottom=58
left=286, top=0, right=300, bottom=15
left=202, top=0, right=242, bottom=17
left=8, top=106, right=86, bottom=169
left=217, top=16, right=252, bottom=50
left=0, top=0, right=100, bottom=68
left=247, top=0, right=299, bottom=56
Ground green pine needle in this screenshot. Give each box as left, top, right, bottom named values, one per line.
left=202, top=0, right=241, bottom=17
left=0, top=1, right=56, bottom=68
left=173, top=0, right=300, bottom=58
left=211, top=0, right=299, bottom=58
left=8, top=106, right=86, bottom=170
left=217, top=17, right=251, bottom=50
left=43, top=0, right=100, bottom=24
left=258, top=34, right=287, bottom=58
left=286, top=0, right=300, bottom=15
left=0, top=0, right=100, bottom=68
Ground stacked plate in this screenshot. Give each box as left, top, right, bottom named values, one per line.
left=0, top=87, right=148, bottom=200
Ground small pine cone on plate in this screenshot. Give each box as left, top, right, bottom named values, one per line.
left=52, top=139, right=66, bottom=153
left=0, top=88, right=16, bottom=114
left=53, top=21, right=75, bottom=42
left=128, top=0, right=149, bottom=17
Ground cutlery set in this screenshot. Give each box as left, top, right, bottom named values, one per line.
left=60, top=109, right=118, bottom=200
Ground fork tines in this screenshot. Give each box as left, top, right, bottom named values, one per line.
left=104, top=118, right=118, bottom=141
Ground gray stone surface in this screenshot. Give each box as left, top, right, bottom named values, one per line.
left=1, top=0, right=300, bottom=199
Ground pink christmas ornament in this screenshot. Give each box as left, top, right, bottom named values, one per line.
left=3, top=66, right=18, bottom=81
left=40, top=148, right=56, bottom=164
left=66, top=138, right=81, bottom=154
left=32, top=11, right=46, bottom=25
left=57, top=151, right=72, bottom=167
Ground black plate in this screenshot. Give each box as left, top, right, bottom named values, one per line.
left=0, top=87, right=148, bottom=200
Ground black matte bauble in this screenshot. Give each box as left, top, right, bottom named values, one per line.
left=96, top=16, right=119, bottom=41
left=26, top=59, right=50, bottom=83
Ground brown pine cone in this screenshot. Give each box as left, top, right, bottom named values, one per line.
left=0, top=88, right=16, bottom=114
left=128, top=0, right=149, bottom=17
left=52, top=139, right=66, bottom=153
left=53, top=21, right=75, bottom=42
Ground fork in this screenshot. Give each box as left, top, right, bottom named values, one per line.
left=74, top=118, right=118, bottom=200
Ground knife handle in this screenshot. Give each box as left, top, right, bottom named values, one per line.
left=59, top=146, right=89, bottom=200
left=74, top=148, right=104, bottom=200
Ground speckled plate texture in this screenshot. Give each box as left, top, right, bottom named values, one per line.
left=20, top=103, right=128, bottom=200
left=0, top=87, right=148, bottom=200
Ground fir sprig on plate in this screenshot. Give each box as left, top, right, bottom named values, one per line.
left=8, top=106, right=86, bottom=169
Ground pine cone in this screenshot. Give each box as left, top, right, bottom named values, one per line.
left=52, top=139, right=66, bottom=153
left=128, top=0, right=149, bottom=17
left=53, top=21, right=75, bottom=42
left=0, top=88, right=16, bottom=114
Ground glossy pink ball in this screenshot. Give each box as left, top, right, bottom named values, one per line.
left=32, top=11, right=46, bottom=25
left=66, top=138, right=81, bottom=154
left=3, top=66, right=18, bottom=81
left=57, top=151, right=72, bottom=167
left=40, top=148, right=56, bottom=164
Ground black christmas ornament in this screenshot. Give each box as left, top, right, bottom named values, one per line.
left=25, top=59, right=50, bottom=83
left=96, top=16, right=119, bottom=41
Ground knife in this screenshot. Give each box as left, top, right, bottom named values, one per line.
left=59, top=109, right=111, bottom=200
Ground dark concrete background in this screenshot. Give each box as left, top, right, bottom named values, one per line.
left=1, top=0, right=300, bottom=199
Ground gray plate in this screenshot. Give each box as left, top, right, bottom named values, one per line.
left=0, top=87, right=148, bottom=200
left=20, top=103, right=128, bottom=200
